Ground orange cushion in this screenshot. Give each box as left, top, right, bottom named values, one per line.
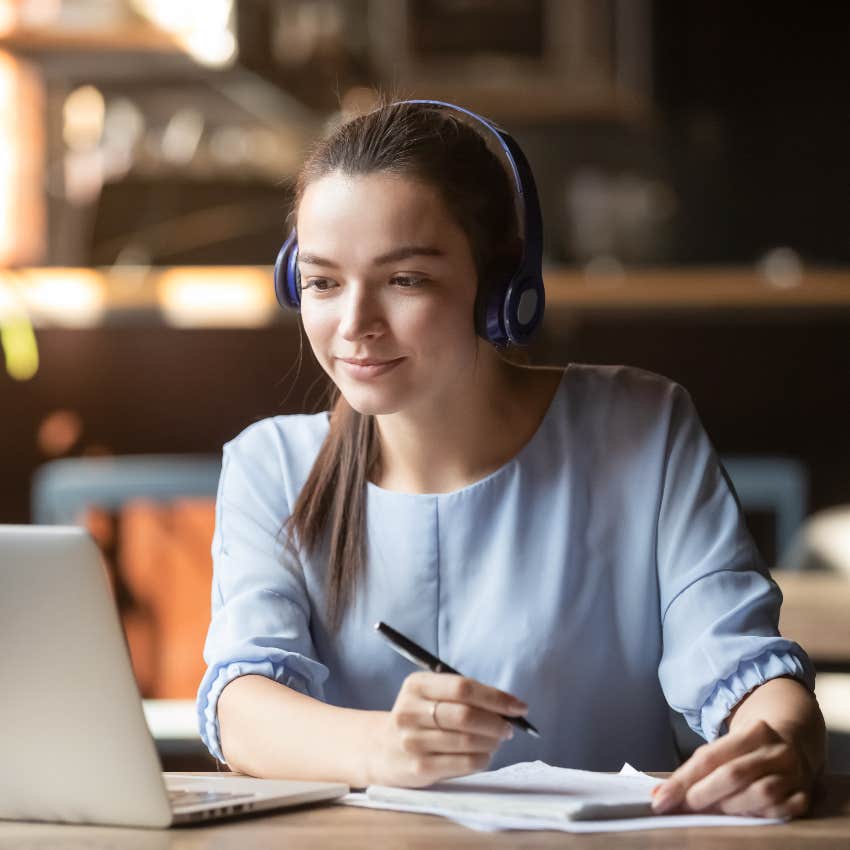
left=85, top=500, right=215, bottom=699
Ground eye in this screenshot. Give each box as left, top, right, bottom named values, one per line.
left=391, top=276, right=426, bottom=288
left=302, top=277, right=337, bottom=293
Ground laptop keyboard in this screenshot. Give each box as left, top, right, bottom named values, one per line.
left=169, top=788, right=256, bottom=808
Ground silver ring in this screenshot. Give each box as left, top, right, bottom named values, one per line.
left=431, top=699, right=442, bottom=730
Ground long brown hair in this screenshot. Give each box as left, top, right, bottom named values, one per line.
left=285, top=98, right=520, bottom=630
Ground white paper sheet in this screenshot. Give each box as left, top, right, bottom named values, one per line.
left=340, top=761, right=784, bottom=833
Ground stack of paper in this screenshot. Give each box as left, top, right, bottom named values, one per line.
left=342, top=761, right=784, bottom=833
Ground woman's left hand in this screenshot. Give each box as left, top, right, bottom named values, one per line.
left=651, top=719, right=814, bottom=818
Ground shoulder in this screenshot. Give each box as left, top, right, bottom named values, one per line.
left=564, top=362, right=686, bottom=405
left=221, top=412, right=331, bottom=507
left=560, top=363, right=697, bottom=444
left=564, top=362, right=694, bottom=415
left=225, top=411, right=331, bottom=464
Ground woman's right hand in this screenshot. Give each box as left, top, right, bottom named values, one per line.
left=366, top=671, right=528, bottom=787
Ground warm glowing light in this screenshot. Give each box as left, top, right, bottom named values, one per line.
left=758, top=246, right=804, bottom=290
left=184, top=26, right=236, bottom=67
left=0, top=52, right=16, bottom=260
left=37, top=409, right=83, bottom=456
left=132, top=0, right=236, bottom=67
left=18, top=268, right=107, bottom=327
left=103, top=97, right=145, bottom=149
left=0, top=4, right=13, bottom=38
left=0, top=0, right=60, bottom=30
left=0, top=51, right=45, bottom=265
left=161, top=108, right=204, bottom=164
left=157, top=268, right=274, bottom=327
left=63, top=85, right=106, bottom=151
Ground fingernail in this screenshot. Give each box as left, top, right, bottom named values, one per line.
left=511, top=701, right=528, bottom=714
left=651, top=787, right=676, bottom=814
left=504, top=724, right=514, bottom=740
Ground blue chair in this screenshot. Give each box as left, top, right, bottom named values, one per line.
left=31, top=455, right=222, bottom=525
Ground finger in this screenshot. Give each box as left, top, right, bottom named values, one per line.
left=432, top=701, right=516, bottom=740
left=762, top=789, right=810, bottom=820
left=404, top=753, right=492, bottom=788
left=400, top=729, right=508, bottom=756
left=712, top=773, right=798, bottom=817
left=391, top=696, right=513, bottom=739
left=409, top=673, right=528, bottom=716
left=411, top=672, right=526, bottom=712
left=652, top=721, right=780, bottom=813
left=679, top=743, right=797, bottom=812
left=715, top=781, right=808, bottom=819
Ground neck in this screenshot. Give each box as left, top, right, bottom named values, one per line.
left=371, top=354, right=560, bottom=495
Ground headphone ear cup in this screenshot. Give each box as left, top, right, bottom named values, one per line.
left=274, top=229, right=301, bottom=310
left=503, top=274, right=545, bottom=346
left=475, top=270, right=509, bottom=347
left=475, top=244, right=523, bottom=347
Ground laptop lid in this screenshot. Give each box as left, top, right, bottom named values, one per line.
left=0, top=525, right=349, bottom=829
left=0, top=525, right=176, bottom=827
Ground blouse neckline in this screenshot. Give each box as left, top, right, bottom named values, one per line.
left=364, top=366, right=569, bottom=501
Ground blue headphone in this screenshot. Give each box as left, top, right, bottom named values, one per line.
left=273, top=99, right=545, bottom=348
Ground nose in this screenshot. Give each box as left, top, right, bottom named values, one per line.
left=337, top=282, right=384, bottom=341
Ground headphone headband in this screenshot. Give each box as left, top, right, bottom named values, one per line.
left=402, top=100, right=544, bottom=281
left=274, top=99, right=545, bottom=347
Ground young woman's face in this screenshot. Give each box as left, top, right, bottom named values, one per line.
left=297, top=170, right=482, bottom=416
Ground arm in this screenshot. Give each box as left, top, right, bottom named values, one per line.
left=652, top=677, right=825, bottom=816
left=652, top=384, right=820, bottom=817
left=218, top=674, right=378, bottom=787
left=218, top=672, right=525, bottom=788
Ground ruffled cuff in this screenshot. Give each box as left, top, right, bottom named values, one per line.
left=197, top=655, right=324, bottom=764
left=691, top=648, right=815, bottom=742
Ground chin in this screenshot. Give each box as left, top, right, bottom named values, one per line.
left=342, top=393, right=399, bottom=416
left=333, top=370, right=415, bottom=416
left=339, top=388, right=403, bottom=417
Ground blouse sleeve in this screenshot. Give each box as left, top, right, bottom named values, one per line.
left=195, top=427, right=330, bottom=764
left=656, top=384, right=814, bottom=742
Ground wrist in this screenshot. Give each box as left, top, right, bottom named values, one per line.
left=356, top=710, right=391, bottom=789
left=771, top=719, right=825, bottom=785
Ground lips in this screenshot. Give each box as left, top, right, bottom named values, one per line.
left=339, top=357, right=401, bottom=366
left=336, top=356, right=405, bottom=379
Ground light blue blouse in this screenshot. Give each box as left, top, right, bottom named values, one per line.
left=197, top=364, right=813, bottom=771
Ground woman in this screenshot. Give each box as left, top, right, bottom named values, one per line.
left=197, top=99, right=825, bottom=817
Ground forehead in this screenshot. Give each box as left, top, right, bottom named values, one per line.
left=296, top=171, right=462, bottom=250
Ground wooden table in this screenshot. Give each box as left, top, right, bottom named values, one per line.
left=0, top=776, right=848, bottom=849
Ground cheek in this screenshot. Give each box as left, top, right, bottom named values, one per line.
left=409, top=292, right=477, bottom=354
left=300, top=305, right=334, bottom=362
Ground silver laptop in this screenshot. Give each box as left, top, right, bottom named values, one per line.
left=0, top=525, right=348, bottom=828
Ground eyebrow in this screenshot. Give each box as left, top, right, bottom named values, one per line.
left=297, top=245, right=445, bottom=268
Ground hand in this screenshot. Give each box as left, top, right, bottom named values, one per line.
left=652, top=719, right=814, bottom=818
left=367, top=671, right=528, bottom=787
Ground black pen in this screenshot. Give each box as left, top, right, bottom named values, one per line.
left=374, top=620, right=541, bottom=739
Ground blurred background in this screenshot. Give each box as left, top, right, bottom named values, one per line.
left=1, top=0, right=848, bottom=770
